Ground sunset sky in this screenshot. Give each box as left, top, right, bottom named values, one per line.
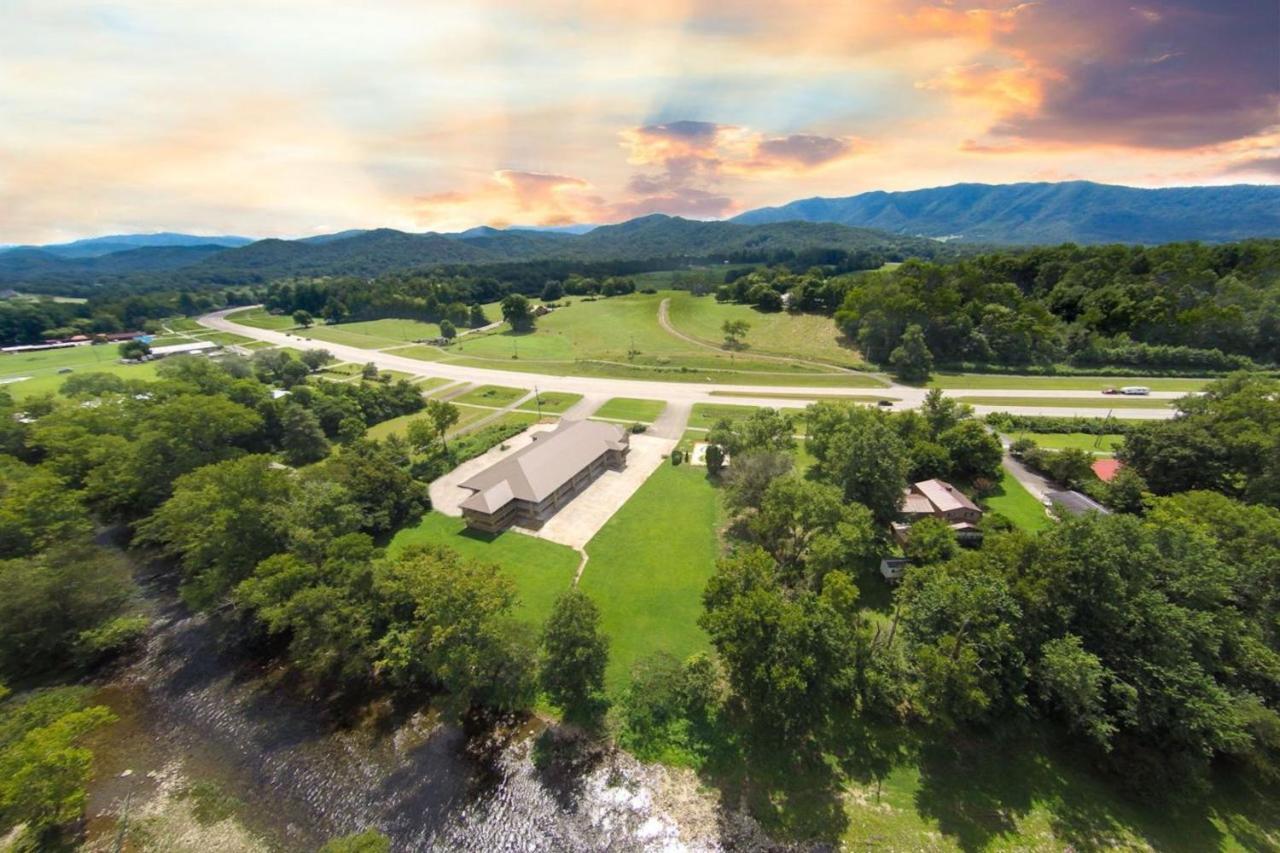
left=2, top=0, right=1277, bottom=243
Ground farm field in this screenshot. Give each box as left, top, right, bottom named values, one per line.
left=592, top=397, right=666, bottom=423
left=959, top=394, right=1173, bottom=409
left=1010, top=432, right=1124, bottom=454
left=387, top=514, right=579, bottom=626
left=984, top=469, right=1053, bottom=532
left=1, top=344, right=161, bottom=399
left=579, top=463, right=723, bottom=692
left=931, top=372, right=1209, bottom=391
left=664, top=291, right=868, bottom=369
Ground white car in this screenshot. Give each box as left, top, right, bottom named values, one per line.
left=1120, top=386, right=1151, bottom=396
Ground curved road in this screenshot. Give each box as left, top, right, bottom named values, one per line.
left=199, top=308, right=1183, bottom=420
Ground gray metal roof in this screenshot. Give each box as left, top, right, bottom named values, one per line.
left=912, top=478, right=980, bottom=514
left=459, top=419, right=627, bottom=513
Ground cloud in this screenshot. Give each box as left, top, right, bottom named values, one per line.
left=413, top=169, right=609, bottom=229
left=753, top=134, right=854, bottom=167
left=1220, top=156, right=1280, bottom=178
left=614, top=120, right=856, bottom=218
left=965, top=0, right=1280, bottom=149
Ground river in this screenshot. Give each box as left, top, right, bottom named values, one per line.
left=80, top=573, right=754, bottom=852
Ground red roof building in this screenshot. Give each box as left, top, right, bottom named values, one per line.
left=1091, top=458, right=1122, bottom=483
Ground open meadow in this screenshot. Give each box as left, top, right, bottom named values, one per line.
left=1, top=344, right=161, bottom=399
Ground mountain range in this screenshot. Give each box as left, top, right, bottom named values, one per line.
left=3, top=181, right=1278, bottom=289
left=731, top=181, right=1280, bottom=245
left=0, top=217, right=947, bottom=288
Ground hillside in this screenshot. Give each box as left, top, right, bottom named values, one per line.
left=14, top=232, right=253, bottom=258
left=0, top=217, right=952, bottom=288
left=732, top=181, right=1280, bottom=245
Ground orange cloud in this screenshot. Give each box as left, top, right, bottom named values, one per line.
left=412, top=170, right=609, bottom=230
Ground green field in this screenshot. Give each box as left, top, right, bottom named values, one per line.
left=709, top=391, right=893, bottom=403
left=225, top=307, right=296, bottom=330
left=664, top=291, right=870, bottom=370
left=420, top=291, right=886, bottom=386
left=932, top=373, right=1209, bottom=391
left=321, top=362, right=365, bottom=376
left=580, top=464, right=723, bottom=692
left=387, top=514, right=579, bottom=626
left=1, top=345, right=161, bottom=400
left=415, top=376, right=454, bottom=394
left=688, top=402, right=764, bottom=430
left=190, top=330, right=254, bottom=346
left=984, top=469, right=1052, bottom=532
left=298, top=318, right=443, bottom=350
left=959, top=395, right=1173, bottom=409
left=163, top=316, right=205, bottom=332
left=516, top=390, right=582, bottom=414
left=451, top=384, right=528, bottom=408
left=1010, top=432, right=1124, bottom=454
left=592, top=397, right=667, bottom=423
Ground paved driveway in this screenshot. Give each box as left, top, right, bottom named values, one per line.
left=528, top=433, right=674, bottom=548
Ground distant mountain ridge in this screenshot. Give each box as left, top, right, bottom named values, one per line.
left=731, top=181, right=1280, bottom=245
left=11, top=232, right=253, bottom=258
left=0, top=216, right=948, bottom=287
left=5, top=181, right=1280, bottom=289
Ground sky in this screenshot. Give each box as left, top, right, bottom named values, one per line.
left=2, top=0, right=1277, bottom=243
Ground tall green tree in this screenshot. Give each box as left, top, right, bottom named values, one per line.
left=501, top=294, right=535, bottom=332
left=806, top=402, right=910, bottom=525
left=540, top=590, right=610, bottom=723
left=889, top=323, right=933, bottom=382
left=136, top=454, right=294, bottom=609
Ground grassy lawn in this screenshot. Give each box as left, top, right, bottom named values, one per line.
left=298, top=318, right=442, bottom=350
left=1, top=345, right=161, bottom=400
left=321, top=362, right=365, bottom=376
left=415, top=376, right=454, bottom=394
left=365, top=411, right=421, bottom=441
left=190, top=330, right=254, bottom=346
left=959, top=395, right=1173, bottom=409
left=163, top=316, right=206, bottom=332
left=387, top=514, right=579, bottom=626
left=448, top=404, right=500, bottom=433
left=688, top=402, right=760, bottom=430
left=664, top=291, right=869, bottom=369
left=592, top=397, right=667, bottom=423
left=451, top=384, right=528, bottom=408
left=385, top=344, right=450, bottom=362
left=984, top=469, right=1052, bottom=532
left=932, top=373, right=1209, bottom=391
left=516, top=391, right=583, bottom=414
left=579, top=464, right=723, bottom=693
left=709, top=391, right=893, bottom=403
left=225, top=307, right=296, bottom=330
left=1010, top=431, right=1124, bottom=454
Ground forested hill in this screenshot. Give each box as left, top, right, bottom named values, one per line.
left=731, top=181, right=1280, bottom=245
left=0, top=216, right=952, bottom=290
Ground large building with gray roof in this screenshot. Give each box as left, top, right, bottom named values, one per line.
left=458, top=419, right=630, bottom=532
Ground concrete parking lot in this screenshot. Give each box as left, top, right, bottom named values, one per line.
left=428, top=425, right=676, bottom=549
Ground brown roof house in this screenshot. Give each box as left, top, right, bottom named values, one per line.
left=459, top=419, right=629, bottom=533
left=893, top=478, right=984, bottom=545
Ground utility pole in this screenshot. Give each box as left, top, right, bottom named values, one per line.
left=534, top=384, right=543, bottom=418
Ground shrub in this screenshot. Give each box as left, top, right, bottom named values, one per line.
left=671, top=449, right=684, bottom=466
